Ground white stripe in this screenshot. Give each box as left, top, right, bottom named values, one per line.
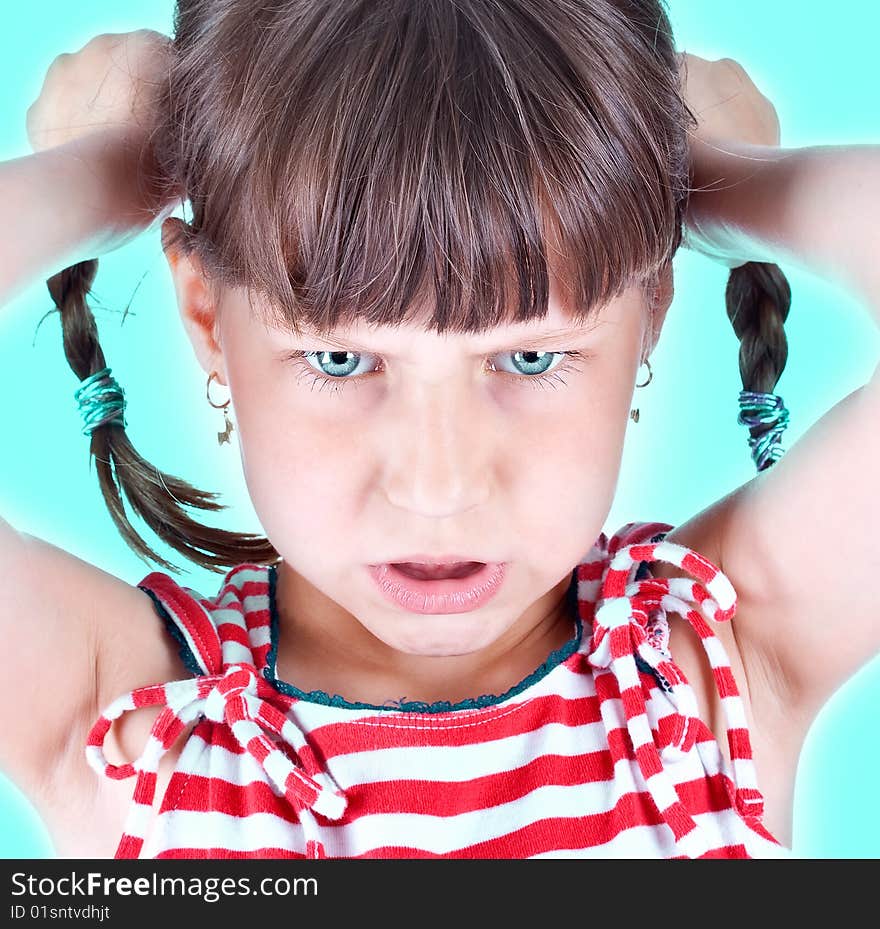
left=227, top=565, right=269, bottom=586
left=242, top=592, right=270, bottom=613
left=702, top=635, right=731, bottom=670
left=732, top=756, right=759, bottom=791
left=708, top=570, right=737, bottom=609
left=213, top=605, right=247, bottom=625
left=325, top=718, right=616, bottom=785
left=674, top=823, right=710, bottom=858
left=170, top=735, right=272, bottom=786
left=262, top=749, right=294, bottom=790
left=220, top=639, right=254, bottom=666
left=644, top=768, right=684, bottom=814
left=720, top=694, right=749, bottom=731
left=577, top=578, right=602, bottom=601
left=121, top=799, right=154, bottom=839
left=141, top=733, right=166, bottom=767
left=529, top=823, right=678, bottom=858
left=103, top=692, right=136, bottom=718
left=611, top=653, right=641, bottom=690
left=625, top=710, right=655, bottom=750
left=84, top=745, right=108, bottom=774
left=594, top=597, right=633, bottom=631
left=153, top=808, right=304, bottom=853
left=249, top=624, right=271, bottom=649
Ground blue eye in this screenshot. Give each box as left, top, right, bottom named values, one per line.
left=305, top=350, right=375, bottom=379
left=281, top=348, right=586, bottom=394
left=490, top=350, right=560, bottom=377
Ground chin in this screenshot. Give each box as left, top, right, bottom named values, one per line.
left=367, top=616, right=504, bottom=658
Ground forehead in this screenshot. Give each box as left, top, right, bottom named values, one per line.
left=244, top=277, right=647, bottom=355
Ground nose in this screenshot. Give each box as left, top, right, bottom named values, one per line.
left=381, top=378, right=493, bottom=518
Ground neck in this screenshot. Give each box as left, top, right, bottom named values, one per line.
left=271, top=562, right=577, bottom=707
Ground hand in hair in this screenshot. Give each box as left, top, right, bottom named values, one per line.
left=26, top=29, right=173, bottom=154
left=24, top=29, right=182, bottom=250
left=676, top=53, right=783, bottom=270
left=677, top=52, right=781, bottom=149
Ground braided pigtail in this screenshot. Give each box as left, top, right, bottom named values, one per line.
left=725, top=260, right=793, bottom=471
left=43, top=258, right=280, bottom=575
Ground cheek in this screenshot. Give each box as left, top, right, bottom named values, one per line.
left=510, top=380, right=630, bottom=560
left=226, top=372, right=360, bottom=555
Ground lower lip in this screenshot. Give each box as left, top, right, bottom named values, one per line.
left=367, top=562, right=507, bottom=614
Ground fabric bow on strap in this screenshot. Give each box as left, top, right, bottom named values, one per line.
left=585, top=523, right=764, bottom=858
left=86, top=662, right=347, bottom=858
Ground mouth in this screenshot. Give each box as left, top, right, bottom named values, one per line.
left=367, top=561, right=507, bottom=615
left=390, top=561, right=485, bottom=580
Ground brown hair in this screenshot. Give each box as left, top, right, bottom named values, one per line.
left=42, top=0, right=790, bottom=575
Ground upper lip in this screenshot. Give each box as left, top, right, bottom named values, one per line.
left=376, top=554, right=498, bottom=566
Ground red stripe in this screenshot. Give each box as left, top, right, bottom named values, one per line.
left=727, top=727, right=753, bottom=761
left=106, top=762, right=136, bottom=780
left=156, top=847, right=308, bottom=859
left=132, top=684, right=167, bottom=709
left=634, top=742, right=663, bottom=779
left=681, top=550, right=712, bottom=583
left=161, top=761, right=739, bottom=827
left=252, top=643, right=271, bottom=670
left=306, top=691, right=605, bottom=754
left=576, top=559, right=605, bottom=582
left=698, top=843, right=748, bottom=859
left=160, top=711, right=188, bottom=749
left=714, top=665, right=739, bottom=698
left=132, top=771, right=157, bottom=805
left=247, top=735, right=271, bottom=764
left=87, top=716, right=111, bottom=746
left=115, top=834, right=144, bottom=858
left=217, top=621, right=250, bottom=650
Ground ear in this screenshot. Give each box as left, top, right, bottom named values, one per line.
left=641, top=261, right=674, bottom=362
left=161, top=217, right=228, bottom=386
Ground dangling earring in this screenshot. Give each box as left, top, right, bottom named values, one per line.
left=206, top=371, right=235, bottom=445
left=630, top=358, right=653, bottom=423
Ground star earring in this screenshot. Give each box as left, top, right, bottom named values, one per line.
left=206, top=371, right=235, bottom=445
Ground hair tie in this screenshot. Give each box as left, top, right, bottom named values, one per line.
left=737, top=390, right=789, bottom=472
left=74, top=366, right=127, bottom=436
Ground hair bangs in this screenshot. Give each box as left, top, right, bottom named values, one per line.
left=160, top=0, right=689, bottom=340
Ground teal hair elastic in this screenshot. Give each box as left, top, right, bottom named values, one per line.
left=74, top=366, right=127, bottom=435
left=737, top=390, right=790, bottom=472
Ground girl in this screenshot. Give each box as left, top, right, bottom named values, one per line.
left=1, top=0, right=878, bottom=858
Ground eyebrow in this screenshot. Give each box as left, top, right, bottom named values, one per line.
left=286, top=324, right=600, bottom=354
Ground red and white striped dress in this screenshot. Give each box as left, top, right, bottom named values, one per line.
left=86, top=520, right=789, bottom=859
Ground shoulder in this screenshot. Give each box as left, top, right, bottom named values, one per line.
left=630, top=502, right=801, bottom=846
left=96, top=561, right=275, bottom=705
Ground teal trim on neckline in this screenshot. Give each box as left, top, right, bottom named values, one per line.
left=261, top=563, right=583, bottom=714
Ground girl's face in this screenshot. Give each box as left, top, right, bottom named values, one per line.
left=167, top=222, right=670, bottom=659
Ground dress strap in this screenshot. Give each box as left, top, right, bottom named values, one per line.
left=585, top=521, right=764, bottom=858
left=138, top=572, right=223, bottom=675
left=88, top=567, right=345, bottom=858
left=85, top=665, right=347, bottom=858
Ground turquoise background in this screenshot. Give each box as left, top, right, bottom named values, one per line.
left=0, top=1, right=878, bottom=858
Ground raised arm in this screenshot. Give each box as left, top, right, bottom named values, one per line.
left=0, top=31, right=180, bottom=806
left=684, top=129, right=880, bottom=727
